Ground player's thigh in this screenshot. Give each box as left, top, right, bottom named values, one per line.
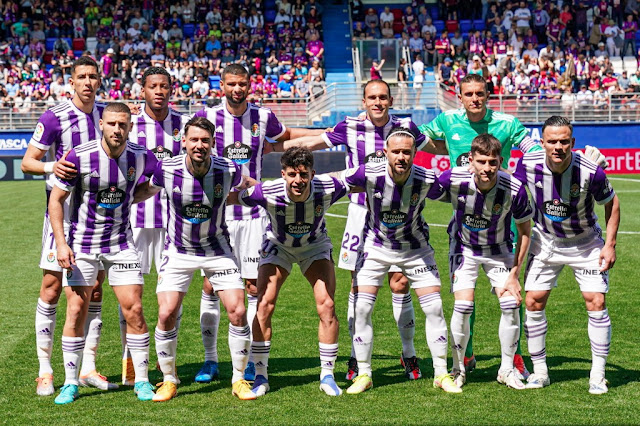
left=524, top=253, right=563, bottom=293
left=227, top=216, right=267, bottom=280
left=449, top=251, right=480, bottom=293
left=157, top=252, right=197, bottom=294
left=255, top=262, right=289, bottom=308
left=353, top=246, right=390, bottom=288
left=482, top=252, right=515, bottom=290
left=203, top=253, right=246, bottom=317
left=304, top=257, right=337, bottom=304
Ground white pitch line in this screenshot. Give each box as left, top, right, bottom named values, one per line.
left=608, top=177, right=640, bottom=183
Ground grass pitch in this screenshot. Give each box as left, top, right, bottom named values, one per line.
left=1, top=177, right=639, bottom=425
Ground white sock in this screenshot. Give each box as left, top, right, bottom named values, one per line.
left=251, top=341, right=271, bottom=379
left=392, top=293, right=416, bottom=358
left=200, top=291, right=220, bottom=363
left=155, top=327, right=178, bottom=384
left=246, top=295, right=258, bottom=363
left=347, top=292, right=356, bottom=358
left=126, top=333, right=150, bottom=383
left=80, top=301, right=102, bottom=376
left=319, top=342, right=339, bottom=379
left=450, top=300, right=474, bottom=372
left=118, top=305, right=129, bottom=360
left=587, top=309, right=611, bottom=382
left=524, top=309, right=548, bottom=376
left=498, top=296, right=520, bottom=372
left=353, top=292, right=376, bottom=377
left=175, top=304, right=183, bottom=334
left=228, top=324, right=251, bottom=383
left=419, top=292, right=448, bottom=377
left=61, top=336, right=85, bottom=386
left=35, top=298, right=56, bottom=376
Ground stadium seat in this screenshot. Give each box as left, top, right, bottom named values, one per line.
left=265, top=9, right=276, bottom=22
left=393, top=22, right=404, bottom=34
left=265, top=0, right=277, bottom=9
left=623, top=56, right=637, bottom=73
left=73, top=50, right=83, bottom=58
left=429, top=5, right=439, bottom=20
left=209, top=75, right=221, bottom=90
left=43, top=52, right=53, bottom=63
left=611, top=57, right=624, bottom=74
left=472, top=20, right=485, bottom=30
left=45, top=38, right=56, bottom=52
left=446, top=20, right=459, bottom=32
left=391, top=9, right=404, bottom=22
left=72, top=38, right=85, bottom=51
left=460, top=20, right=472, bottom=33
left=63, top=38, right=72, bottom=49
left=434, top=20, right=445, bottom=32
left=183, top=23, right=195, bottom=39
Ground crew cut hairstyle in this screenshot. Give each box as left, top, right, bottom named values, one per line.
left=542, top=115, right=573, bottom=136
left=459, top=73, right=488, bottom=94
left=142, top=66, right=171, bottom=87
left=471, top=133, right=502, bottom=157
left=103, top=102, right=132, bottom=118
left=71, top=56, right=99, bottom=76
left=281, top=147, right=314, bottom=170
left=221, top=63, right=250, bottom=80
left=184, top=116, right=216, bottom=139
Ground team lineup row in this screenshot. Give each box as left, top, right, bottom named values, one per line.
left=21, top=57, right=618, bottom=404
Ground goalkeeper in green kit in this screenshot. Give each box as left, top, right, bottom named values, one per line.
left=419, top=73, right=607, bottom=383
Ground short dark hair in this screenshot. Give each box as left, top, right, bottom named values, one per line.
left=142, top=66, right=171, bottom=87
left=542, top=115, right=573, bottom=136
left=221, top=63, right=250, bottom=81
left=280, top=147, right=314, bottom=170
left=71, top=56, right=99, bottom=76
left=103, top=102, right=131, bottom=119
left=363, top=79, right=391, bottom=98
left=471, top=133, right=502, bottom=157
left=459, top=73, right=488, bottom=93
left=385, top=126, right=416, bottom=148
left=184, top=116, right=216, bottom=139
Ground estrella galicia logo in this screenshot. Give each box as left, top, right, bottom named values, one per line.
left=285, top=221, right=312, bottom=238
left=97, top=186, right=125, bottom=209
left=456, top=152, right=471, bottom=167
left=462, top=214, right=491, bottom=231
left=381, top=209, right=407, bottom=228
left=152, top=145, right=173, bottom=160
left=365, top=149, right=386, bottom=164
left=543, top=199, right=572, bottom=222
left=223, top=141, right=252, bottom=164
left=182, top=202, right=212, bottom=224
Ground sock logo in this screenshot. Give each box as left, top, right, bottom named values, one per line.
left=322, top=362, right=334, bottom=368
left=65, top=361, right=77, bottom=369
left=38, top=328, right=51, bottom=335
left=403, top=320, right=415, bottom=329
left=236, top=349, right=249, bottom=355
left=434, top=336, right=447, bottom=344
left=157, top=351, right=170, bottom=358
left=202, top=330, right=213, bottom=336
left=353, top=337, right=365, bottom=344
left=138, top=360, right=149, bottom=367
left=91, top=323, right=103, bottom=332
left=453, top=344, right=462, bottom=350
left=255, top=361, right=265, bottom=367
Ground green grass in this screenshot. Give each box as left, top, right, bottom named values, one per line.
left=1, top=177, right=639, bottom=425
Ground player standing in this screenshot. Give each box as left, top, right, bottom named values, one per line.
left=285, top=80, right=427, bottom=382
left=120, top=66, right=190, bottom=385
left=342, top=128, right=459, bottom=394
left=439, top=134, right=533, bottom=390
left=20, top=56, right=116, bottom=395
left=236, top=147, right=348, bottom=397
left=134, top=116, right=257, bottom=401
left=514, top=116, right=619, bottom=394
left=192, top=64, right=324, bottom=383
left=48, top=103, right=158, bottom=404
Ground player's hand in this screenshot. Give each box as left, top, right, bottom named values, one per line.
left=581, top=145, right=608, bottom=169
left=599, top=244, right=616, bottom=272
left=325, top=126, right=335, bottom=133
left=57, top=243, right=76, bottom=269
left=503, top=274, right=522, bottom=305
left=127, top=102, right=141, bottom=115
left=54, top=151, right=77, bottom=180
left=357, top=111, right=366, bottom=120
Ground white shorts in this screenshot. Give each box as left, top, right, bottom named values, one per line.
left=64, top=248, right=143, bottom=287
left=260, top=238, right=333, bottom=274
left=158, top=250, right=244, bottom=293
left=227, top=216, right=268, bottom=280
left=524, top=229, right=609, bottom=293
left=339, top=203, right=400, bottom=273
left=132, top=227, right=166, bottom=275
left=354, top=243, right=441, bottom=289
left=449, top=244, right=514, bottom=293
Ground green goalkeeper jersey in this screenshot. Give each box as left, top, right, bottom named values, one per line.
left=418, top=108, right=541, bottom=168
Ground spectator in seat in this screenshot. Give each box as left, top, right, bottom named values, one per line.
left=618, top=70, right=630, bottom=90
left=381, top=21, right=394, bottom=39
left=365, top=21, right=381, bottom=39
left=308, top=59, right=324, bottom=81
left=365, top=8, right=379, bottom=28
left=409, top=31, right=424, bottom=57
left=422, top=17, right=437, bottom=38
left=594, top=42, right=609, bottom=60
left=380, top=6, right=394, bottom=26
left=277, top=73, right=294, bottom=98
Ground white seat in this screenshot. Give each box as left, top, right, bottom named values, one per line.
left=611, top=57, right=624, bottom=75
left=623, top=57, right=638, bottom=73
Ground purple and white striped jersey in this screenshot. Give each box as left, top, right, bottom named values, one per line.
left=238, top=174, right=348, bottom=248
left=322, top=115, right=427, bottom=206
left=54, top=140, right=158, bottom=254
left=129, top=108, right=189, bottom=229
left=514, top=151, right=615, bottom=239
left=150, top=155, right=242, bottom=257
left=28, top=99, right=106, bottom=193
left=194, top=102, right=286, bottom=221
left=343, top=163, right=442, bottom=250
left=438, top=167, right=533, bottom=256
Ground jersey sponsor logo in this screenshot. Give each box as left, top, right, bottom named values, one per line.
left=570, top=183, right=580, bottom=198
left=223, top=141, right=252, bottom=164
left=152, top=145, right=173, bottom=160
left=462, top=214, right=491, bottom=231
left=492, top=203, right=503, bottom=215
left=182, top=202, right=212, bottom=224
left=314, top=205, right=324, bottom=217
left=173, top=128, right=181, bottom=141
left=456, top=152, right=470, bottom=167
left=251, top=123, right=260, bottom=137
left=365, top=150, right=386, bottom=164
left=381, top=209, right=407, bottom=228
left=285, top=221, right=313, bottom=238
left=33, top=122, right=45, bottom=141
left=213, top=183, right=224, bottom=198
left=97, top=186, right=126, bottom=209
left=410, top=193, right=420, bottom=206
left=543, top=199, right=572, bottom=222
left=127, top=166, right=136, bottom=181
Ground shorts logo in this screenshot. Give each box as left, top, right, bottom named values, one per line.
left=182, top=202, right=213, bottom=224
left=47, top=252, right=55, bottom=262
left=570, top=183, right=580, bottom=198
left=492, top=203, right=502, bottom=215
left=365, top=150, right=386, bottom=164
left=157, top=274, right=163, bottom=284
left=456, top=152, right=471, bottom=167
left=251, top=123, right=260, bottom=137
left=213, top=183, right=224, bottom=198
left=173, top=128, right=181, bottom=141
left=314, top=205, right=324, bottom=217
left=127, top=167, right=136, bottom=181
left=381, top=209, right=407, bottom=228
left=97, top=186, right=125, bottom=209
left=224, top=142, right=252, bottom=165
left=152, top=145, right=173, bottom=160
left=463, top=214, right=491, bottom=231
left=34, top=122, right=45, bottom=141
left=410, top=193, right=419, bottom=206
left=543, top=199, right=572, bottom=222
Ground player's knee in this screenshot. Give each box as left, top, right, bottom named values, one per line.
left=226, top=301, right=247, bottom=326
left=584, top=293, right=606, bottom=311
left=420, top=295, right=443, bottom=317
left=123, top=302, right=145, bottom=329
left=245, top=281, right=258, bottom=297
left=354, top=299, right=374, bottom=319
left=525, top=292, right=547, bottom=311
left=157, top=305, right=177, bottom=328
left=65, top=300, right=86, bottom=325
left=256, top=298, right=276, bottom=320
left=40, top=273, right=62, bottom=303
left=317, top=297, right=336, bottom=322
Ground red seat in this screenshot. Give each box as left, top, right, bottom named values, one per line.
left=393, top=22, right=405, bottom=34
left=72, top=38, right=85, bottom=51
left=446, top=20, right=459, bottom=32
left=392, top=8, right=404, bottom=22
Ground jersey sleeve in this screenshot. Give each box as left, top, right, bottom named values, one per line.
left=512, top=185, right=534, bottom=223
left=265, top=109, right=286, bottom=141
left=54, top=149, right=80, bottom=191
left=342, top=164, right=366, bottom=189
left=418, top=114, right=446, bottom=141
left=238, top=183, right=266, bottom=208
left=591, top=168, right=615, bottom=205
left=29, top=110, right=62, bottom=151
left=427, top=169, right=450, bottom=201
left=150, top=160, right=164, bottom=188
left=513, top=158, right=527, bottom=185
left=322, top=120, right=348, bottom=148
left=511, top=117, right=541, bottom=153
left=408, top=121, right=427, bottom=150
left=230, top=162, right=242, bottom=188
left=330, top=176, right=349, bottom=203
left=193, top=108, right=207, bottom=118
left=139, top=149, right=159, bottom=183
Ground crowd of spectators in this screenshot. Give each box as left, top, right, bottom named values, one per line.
left=0, top=0, right=328, bottom=111
left=352, top=0, right=640, bottom=110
